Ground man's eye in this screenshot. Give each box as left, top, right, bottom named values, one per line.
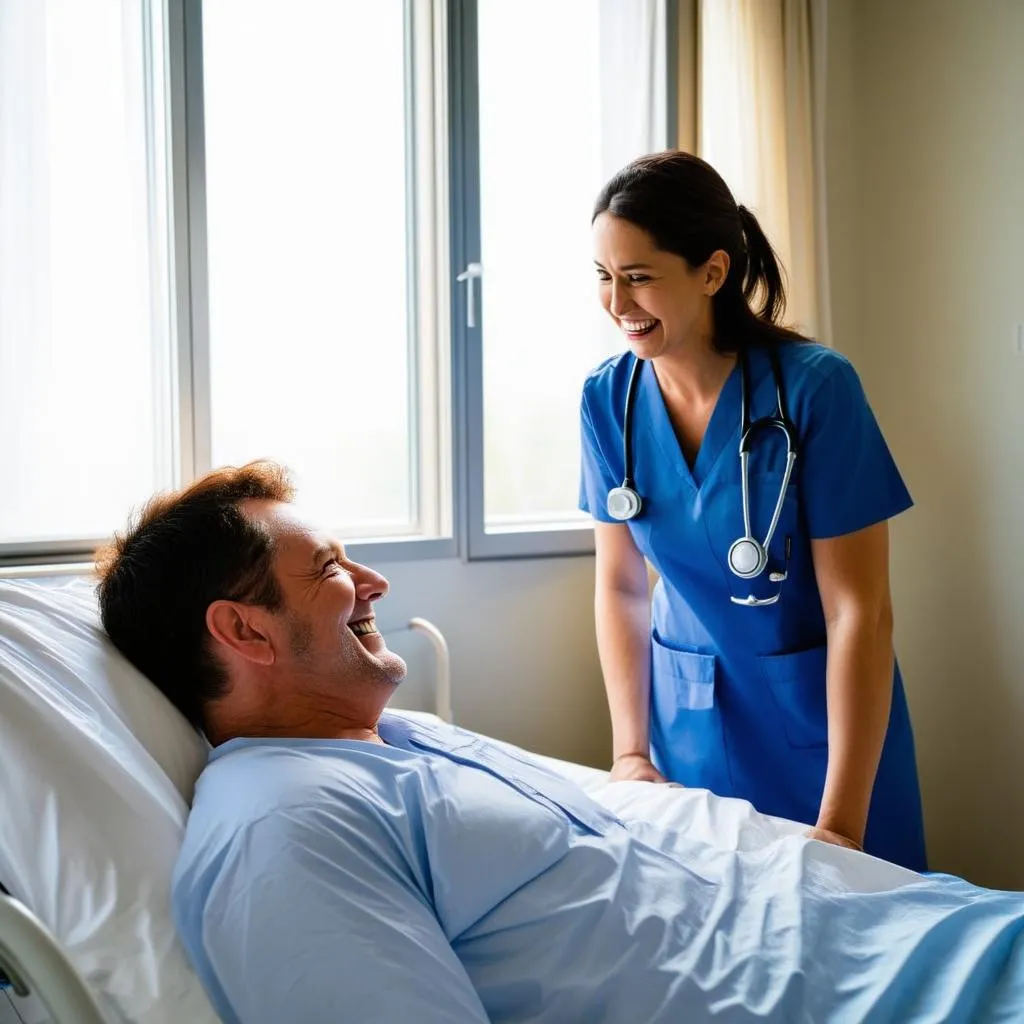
left=322, top=559, right=355, bottom=579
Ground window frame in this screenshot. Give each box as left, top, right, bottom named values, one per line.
left=449, top=0, right=680, bottom=561
left=0, top=0, right=178, bottom=568
left=0, top=0, right=680, bottom=570
left=179, top=0, right=458, bottom=565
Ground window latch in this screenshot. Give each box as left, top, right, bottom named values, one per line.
left=455, top=262, right=483, bottom=329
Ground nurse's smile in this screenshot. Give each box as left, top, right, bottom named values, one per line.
left=619, top=317, right=659, bottom=340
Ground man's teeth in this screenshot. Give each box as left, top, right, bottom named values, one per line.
left=350, top=619, right=378, bottom=636
left=622, top=319, right=657, bottom=333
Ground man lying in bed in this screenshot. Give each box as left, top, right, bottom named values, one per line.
left=96, top=461, right=1024, bottom=1024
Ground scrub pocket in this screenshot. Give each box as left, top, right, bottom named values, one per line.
left=757, top=644, right=828, bottom=749
left=651, top=634, right=715, bottom=710
left=650, top=633, right=729, bottom=791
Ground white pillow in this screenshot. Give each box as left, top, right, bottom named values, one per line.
left=0, top=578, right=220, bottom=1024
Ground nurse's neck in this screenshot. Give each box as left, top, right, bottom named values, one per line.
left=653, top=336, right=737, bottom=407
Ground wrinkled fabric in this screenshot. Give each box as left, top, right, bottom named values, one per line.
left=174, top=712, right=1024, bottom=1023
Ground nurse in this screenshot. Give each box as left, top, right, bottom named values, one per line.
left=579, top=151, right=926, bottom=870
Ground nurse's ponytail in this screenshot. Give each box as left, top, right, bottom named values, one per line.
left=736, top=204, right=785, bottom=325
left=593, top=151, right=810, bottom=352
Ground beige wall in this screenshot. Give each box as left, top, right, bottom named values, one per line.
left=826, top=0, right=1024, bottom=888
left=378, top=554, right=610, bottom=769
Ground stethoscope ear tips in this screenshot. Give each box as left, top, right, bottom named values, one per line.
left=606, top=486, right=642, bottom=522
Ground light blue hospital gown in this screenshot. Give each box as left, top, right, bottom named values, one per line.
left=173, top=712, right=1024, bottom=1023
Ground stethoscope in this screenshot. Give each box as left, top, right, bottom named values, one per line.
left=606, top=348, right=799, bottom=607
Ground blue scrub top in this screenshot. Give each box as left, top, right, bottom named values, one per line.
left=579, top=342, right=927, bottom=870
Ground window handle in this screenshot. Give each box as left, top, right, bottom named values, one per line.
left=456, top=261, right=483, bottom=329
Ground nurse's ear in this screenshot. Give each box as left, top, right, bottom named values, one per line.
left=702, top=250, right=730, bottom=296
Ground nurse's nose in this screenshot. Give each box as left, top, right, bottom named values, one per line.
left=609, top=278, right=633, bottom=319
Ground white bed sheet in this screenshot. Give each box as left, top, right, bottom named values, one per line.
left=498, top=739, right=921, bottom=893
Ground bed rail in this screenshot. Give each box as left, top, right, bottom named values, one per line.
left=406, top=617, right=452, bottom=723
left=0, top=892, right=111, bottom=1024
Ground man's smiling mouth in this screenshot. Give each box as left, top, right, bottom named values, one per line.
left=349, top=617, right=379, bottom=637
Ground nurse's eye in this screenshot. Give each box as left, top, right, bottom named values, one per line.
left=628, top=274, right=651, bottom=284
left=595, top=269, right=612, bottom=282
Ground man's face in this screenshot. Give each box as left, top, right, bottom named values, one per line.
left=245, top=499, right=407, bottom=696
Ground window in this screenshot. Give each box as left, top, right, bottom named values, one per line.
left=1, top=0, right=673, bottom=563
left=200, top=0, right=446, bottom=541
left=0, top=0, right=174, bottom=555
left=476, top=0, right=615, bottom=532
left=457, top=0, right=670, bottom=556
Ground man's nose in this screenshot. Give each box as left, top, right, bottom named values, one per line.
left=354, top=565, right=389, bottom=602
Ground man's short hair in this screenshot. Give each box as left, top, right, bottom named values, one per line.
left=95, top=461, right=295, bottom=729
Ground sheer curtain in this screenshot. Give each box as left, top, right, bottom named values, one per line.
left=599, top=0, right=668, bottom=176
left=698, top=0, right=832, bottom=342
left=0, top=0, right=173, bottom=547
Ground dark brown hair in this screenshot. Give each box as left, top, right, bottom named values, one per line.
left=95, top=461, right=295, bottom=729
left=594, top=150, right=809, bottom=350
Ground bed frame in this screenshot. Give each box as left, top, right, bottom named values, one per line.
left=0, top=894, right=109, bottom=1024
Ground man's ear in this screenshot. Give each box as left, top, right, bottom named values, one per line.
left=205, top=600, right=276, bottom=666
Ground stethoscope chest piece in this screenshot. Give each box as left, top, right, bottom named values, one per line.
left=727, top=536, right=767, bottom=578
left=607, top=485, right=642, bottom=522
left=606, top=347, right=799, bottom=608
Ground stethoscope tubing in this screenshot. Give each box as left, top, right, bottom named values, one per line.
left=607, top=347, right=799, bottom=601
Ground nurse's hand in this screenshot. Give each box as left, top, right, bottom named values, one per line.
left=609, top=753, right=669, bottom=784
left=803, top=826, right=864, bottom=852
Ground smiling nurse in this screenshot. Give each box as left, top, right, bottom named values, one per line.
left=579, top=151, right=926, bottom=869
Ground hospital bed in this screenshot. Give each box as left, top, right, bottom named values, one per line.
left=0, top=578, right=916, bottom=1024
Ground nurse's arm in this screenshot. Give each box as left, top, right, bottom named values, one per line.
left=594, top=521, right=664, bottom=781
left=810, top=520, right=895, bottom=848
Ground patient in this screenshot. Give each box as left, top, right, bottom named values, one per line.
left=96, top=461, right=1024, bottom=1024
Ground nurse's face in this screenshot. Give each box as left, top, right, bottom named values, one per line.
left=593, top=213, right=726, bottom=360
